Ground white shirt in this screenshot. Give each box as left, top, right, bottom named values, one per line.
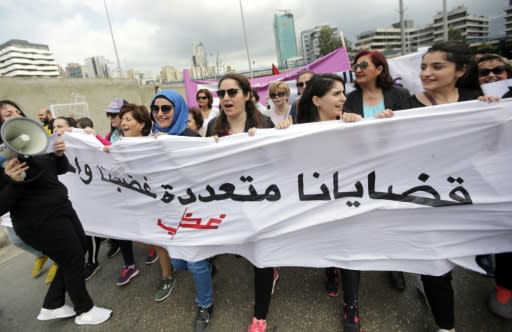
left=262, top=105, right=291, bottom=126
left=199, top=107, right=220, bottom=137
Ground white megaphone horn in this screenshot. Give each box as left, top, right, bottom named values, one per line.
left=0, top=117, right=49, bottom=165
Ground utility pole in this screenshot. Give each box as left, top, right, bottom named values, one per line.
left=104, top=0, right=122, bottom=78
left=340, top=30, right=347, bottom=49
left=399, top=0, right=406, bottom=55
left=442, top=0, right=448, bottom=41
left=239, top=0, right=253, bottom=78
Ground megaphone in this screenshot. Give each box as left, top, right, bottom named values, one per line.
left=0, top=117, right=49, bottom=165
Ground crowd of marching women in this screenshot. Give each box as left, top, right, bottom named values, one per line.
left=1, top=41, right=511, bottom=332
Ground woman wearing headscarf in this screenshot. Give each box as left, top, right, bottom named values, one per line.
left=150, top=89, right=214, bottom=332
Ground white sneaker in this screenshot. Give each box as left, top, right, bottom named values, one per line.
left=437, top=329, right=456, bottom=332
left=37, top=304, right=76, bottom=320
left=75, top=306, right=112, bottom=325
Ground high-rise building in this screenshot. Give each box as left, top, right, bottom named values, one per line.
left=160, top=66, right=182, bottom=82
left=355, top=5, right=489, bottom=53
left=301, top=24, right=339, bottom=64
left=355, top=20, right=417, bottom=53
left=505, top=0, right=512, bottom=37
left=0, top=39, right=60, bottom=77
left=84, top=56, right=111, bottom=78
left=192, top=41, right=208, bottom=67
left=65, top=63, right=84, bottom=78
left=191, top=41, right=211, bottom=79
left=274, top=11, right=298, bottom=68
left=431, top=5, right=488, bottom=42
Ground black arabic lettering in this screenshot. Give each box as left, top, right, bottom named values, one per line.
left=96, top=165, right=157, bottom=198
left=333, top=171, right=364, bottom=199
left=447, top=176, right=472, bottom=204
left=263, top=184, right=281, bottom=201
left=178, top=188, right=197, bottom=205
left=161, top=184, right=175, bottom=203
left=73, top=156, right=92, bottom=184
left=368, top=171, right=472, bottom=207
left=198, top=185, right=217, bottom=202
left=298, top=172, right=331, bottom=201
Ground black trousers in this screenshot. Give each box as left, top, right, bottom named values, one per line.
left=495, top=252, right=512, bottom=289
left=341, top=268, right=360, bottom=305
left=15, top=202, right=94, bottom=315
left=421, top=272, right=454, bottom=330
left=254, top=267, right=274, bottom=319
left=86, top=236, right=103, bottom=264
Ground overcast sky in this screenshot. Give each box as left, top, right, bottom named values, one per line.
left=0, top=0, right=507, bottom=74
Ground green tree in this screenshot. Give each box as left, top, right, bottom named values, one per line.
left=448, top=28, right=466, bottom=43
left=319, top=26, right=342, bottom=56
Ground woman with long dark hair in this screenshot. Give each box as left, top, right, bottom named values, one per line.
left=298, top=74, right=363, bottom=332
left=401, top=40, right=493, bottom=332
left=196, top=88, right=219, bottom=136
left=206, top=73, right=278, bottom=332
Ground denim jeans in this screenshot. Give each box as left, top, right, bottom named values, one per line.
left=172, top=258, right=212, bottom=308
left=5, top=226, right=44, bottom=257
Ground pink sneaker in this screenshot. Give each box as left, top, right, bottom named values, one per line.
left=116, top=266, right=139, bottom=286
left=248, top=317, right=267, bottom=332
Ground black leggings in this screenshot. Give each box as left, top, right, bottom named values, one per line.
left=254, top=267, right=274, bottom=319
left=421, top=272, right=454, bottom=330
left=119, top=240, right=135, bottom=266
left=495, top=252, right=512, bottom=289
left=341, top=268, right=360, bottom=305
left=86, top=236, right=103, bottom=264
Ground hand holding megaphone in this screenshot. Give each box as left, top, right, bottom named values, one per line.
left=1, top=117, right=49, bottom=180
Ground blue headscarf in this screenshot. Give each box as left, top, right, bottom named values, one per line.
left=150, top=89, right=188, bottom=135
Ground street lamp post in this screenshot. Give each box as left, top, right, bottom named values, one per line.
left=442, top=0, right=448, bottom=41
left=104, top=0, right=122, bottom=78
left=239, top=0, right=253, bottom=78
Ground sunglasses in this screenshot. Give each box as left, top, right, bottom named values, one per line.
left=197, top=96, right=208, bottom=100
left=151, top=104, right=173, bottom=114
left=352, top=60, right=370, bottom=71
left=106, top=112, right=119, bottom=118
left=269, top=91, right=286, bottom=99
left=296, top=80, right=310, bottom=88
left=216, top=88, right=239, bottom=98
left=478, top=65, right=507, bottom=77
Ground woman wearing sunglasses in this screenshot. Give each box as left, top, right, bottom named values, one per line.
left=196, top=88, right=219, bottom=137
left=477, top=53, right=512, bottom=86
left=263, top=81, right=292, bottom=126
left=475, top=53, right=512, bottom=320
left=206, top=73, right=278, bottom=332
left=342, top=49, right=409, bottom=292
left=343, top=49, right=409, bottom=122
left=150, top=89, right=215, bottom=331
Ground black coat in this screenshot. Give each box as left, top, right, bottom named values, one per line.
left=343, top=86, right=411, bottom=117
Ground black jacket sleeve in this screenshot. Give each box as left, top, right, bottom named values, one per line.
left=0, top=173, right=24, bottom=216
left=55, top=154, right=70, bottom=175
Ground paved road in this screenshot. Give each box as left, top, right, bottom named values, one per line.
left=0, top=242, right=511, bottom=332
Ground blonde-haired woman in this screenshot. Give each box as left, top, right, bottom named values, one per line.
left=263, top=81, right=291, bottom=125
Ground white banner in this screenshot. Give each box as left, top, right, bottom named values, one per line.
left=59, top=100, right=512, bottom=275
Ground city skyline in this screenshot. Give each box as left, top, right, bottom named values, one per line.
left=0, top=0, right=507, bottom=74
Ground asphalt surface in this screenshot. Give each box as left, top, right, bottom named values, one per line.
left=0, top=236, right=511, bottom=332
